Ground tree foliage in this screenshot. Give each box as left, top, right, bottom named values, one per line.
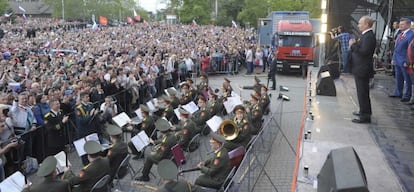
left=178, top=0, right=211, bottom=25
left=0, top=0, right=8, bottom=15
left=44, top=0, right=138, bottom=21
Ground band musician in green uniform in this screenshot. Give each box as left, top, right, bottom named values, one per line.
left=105, top=124, right=128, bottom=181
left=156, top=159, right=202, bottom=192
left=223, top=105, right=252, bottom=151
left=63, top=140, right=110, bottom=192
left=135, top=119, right=178, bottom=182
left=246, top=94, right=263, bottom=135
left=195, top=133, right=231, bottom=189
left=128, top=104, right=156, bottom=158
left=23, top=156, right=71, bottom=192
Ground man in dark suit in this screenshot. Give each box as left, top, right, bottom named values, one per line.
left=44, top=99, right=69, bottom=156
left=23, top=156, right=71, bottom=192
left=390, top=18, right=414, bottom=102
left=348, top=15, right=377, bottom=123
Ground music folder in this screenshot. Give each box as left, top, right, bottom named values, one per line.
left=146, top=101, right=156, bottom=112
left=206, top=116, right=223, bottom=132
left=223, top=96, right=243, bottom=114
left=130, top=131, right=150, bottom=152
left=112, top=112, right=131, bottom=127
left=182, top=101, right=199, bottom=114
left=54, top=151, right=71, bottom=174
left=174, top=108, right=181, bottom=120
left=73, top=133, right=100, bottom=157
left=0, top=171, right=30, bottom=192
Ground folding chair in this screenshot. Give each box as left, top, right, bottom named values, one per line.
left=90, top=174, right=111, bottom=192
left=113, top=154, right=135, bottom=190
left=171, top=144, right=186, bottom=168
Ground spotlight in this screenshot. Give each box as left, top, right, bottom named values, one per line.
left=278, top=93, right=290, bottom=101
left=280, top=85, right=289, bottom=92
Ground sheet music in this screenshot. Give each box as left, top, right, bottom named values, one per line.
left=73, top=138, right=87, bottom=156
left=152, top=98, right=159, bottom=108
left=206, top=116, right=223, bottom=132
left=231, top=91, right=240, bottom=98
left=146, top=101, right=156, bottom=112
left=54, top=151, right=71, bottom=174
left=223, top=97, right=243, bottom=113
left=0, top=171, right=28, bottom=192
left=182, top=101, right=199, bottom=114
left=85, top=133, right=100, bottom=143
left=73, top=133, right=100, bottom=157
left=134, top=108, right=143, bottom=120
left=112, top=112, right=131, bottom=127
left=174, top=108, right=181, bottom=120
left=131, top=131, right=150, bottom=151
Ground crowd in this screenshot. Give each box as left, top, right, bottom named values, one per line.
left=0, top=17, right=274, bottom=191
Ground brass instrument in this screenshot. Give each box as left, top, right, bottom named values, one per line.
left=219, top=119, right=239, bottom=141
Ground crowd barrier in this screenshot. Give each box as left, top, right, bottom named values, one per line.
left=198, top=54, right=243, bottom=75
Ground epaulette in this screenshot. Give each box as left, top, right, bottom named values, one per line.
left=83, top=163, right=91, bottom=170
left=243, top=119, right=248, bottom=123
left=44, top=112, right=51, bottom=118
left=216, top=151, right=221, bottom=157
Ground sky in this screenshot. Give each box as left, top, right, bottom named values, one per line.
left=136, top=0, right=167, bottom=13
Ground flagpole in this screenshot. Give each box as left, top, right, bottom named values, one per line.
left=62, top=0, right=65, bottom=21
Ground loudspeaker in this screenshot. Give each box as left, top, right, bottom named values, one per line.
left=317, top=147, right=369, bottom=192
left=316, top=70, right=336, bottom=96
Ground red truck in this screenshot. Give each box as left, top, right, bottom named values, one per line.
left=274, top=19, right=314, bottom=77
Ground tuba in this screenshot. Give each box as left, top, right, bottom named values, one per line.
left=219, top=119, right=239, bottom=141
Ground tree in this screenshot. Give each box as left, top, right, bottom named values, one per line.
left=237, top=0, right=269, bottom=27
left=0, top=0, right=8, bottom=15
left=216, top=0, right=244, bottom=26
left=178, top=0, right=211, bottom=25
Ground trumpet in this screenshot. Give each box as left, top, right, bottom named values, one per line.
left=219, top=119, right=239, bottom=141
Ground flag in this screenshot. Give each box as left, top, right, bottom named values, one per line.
left=126, top=16, right=134, bottom=25
left=19, top=6, right=26, bottom=13
left=192, top=19, right=198, bottom=27
left=22, top=13, right=27, bottom=21
left=92, top=21, right=99, bottom=31
left=133, top=9, right=141, bottom=21
left=99, top=16, right=108, bottom=26
left=231, top=20, right=237, bottom=28
left=4, top=13, right=12, bottom=17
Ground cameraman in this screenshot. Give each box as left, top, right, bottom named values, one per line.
left=330, top=26, right=352, bottom=73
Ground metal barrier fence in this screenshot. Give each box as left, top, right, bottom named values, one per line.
left=198, top=55, right=242, bottom=75
left=226, top=99, right=298, bottom=192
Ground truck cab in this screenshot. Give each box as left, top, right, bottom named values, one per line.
left=273, top=20, right=314, bottom=77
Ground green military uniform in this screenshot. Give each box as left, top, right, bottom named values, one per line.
left=223, top=106, right=252, bottom=151
left=192, top=107, right=210, bottom=132
left=260, top=93, right=271, bottom=114
left=176, top=109, right=197, bottom=149
left=138, top=119, right=178, bottom=181
left=106, top=125, right=128, bottom=180
left=129, top=105, right=156, bottom=156
left=64, top=141, right=110, bottom=192
left=248, top=98, right=263, bottom=135
left=43, top=110, right=67, bottom=156
left=156, top=159, right=201, bottom=192
left=209, top=100, right=224, bottom=117
left=23, top=156, right=71, bottom=192
left=195, top=133, right=231, bottom=189
left=162, top=95, right=178, bottom=124
left=180, top=92, right=193, bottom=105
left=167, top=88, right=181, bottom=109
left=242, top=76, right=263, bottom=93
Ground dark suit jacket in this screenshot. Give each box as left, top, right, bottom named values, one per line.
left=349, top=30, right=376, bottom=78
left=23, top=177, right=71, bottom=192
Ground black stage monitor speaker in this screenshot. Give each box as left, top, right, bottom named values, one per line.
left=316, top=70, right=336, bottom=96
left=317, top=147, right=369, bottom=192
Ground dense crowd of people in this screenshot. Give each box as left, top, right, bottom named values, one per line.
left=0, top=17, right=276, bottom=191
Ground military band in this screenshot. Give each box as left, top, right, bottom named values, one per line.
left=23, top=75, right=272, bottom=191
